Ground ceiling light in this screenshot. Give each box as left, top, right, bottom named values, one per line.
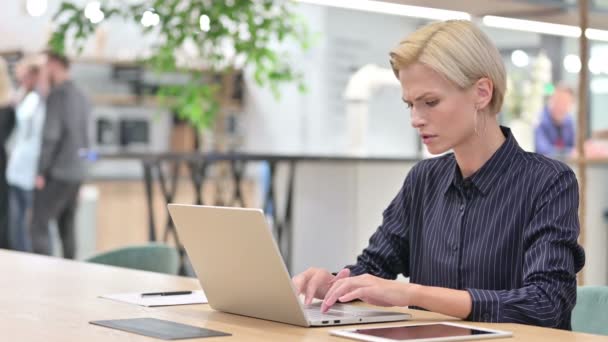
left=26, top=0, right=47, bottom=17
left=141, top=10, right=160, bottom=27
left=84, top=1, right=104, bottom=24
left=589, top=57, right=600, bottom=75
left=84, top=2, right=100, bottom=19
left=482, top=15, right=608, bottom=43
left=585, top=28, right=608, bottom=42
left=563, top=54, right=581, bottom=74
left=200, top=14, right=211, bottom=32
left=295, top=0, right=470, bottom=21
left=483, top=16, right=581, bottom=37
left=511, top=50, right=529, bottom=68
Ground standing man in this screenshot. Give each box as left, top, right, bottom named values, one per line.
left=534, top=84, right=575, bottom=156
left=31, top=51, right=90, bottom=259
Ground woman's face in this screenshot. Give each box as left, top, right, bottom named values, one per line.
left=399, top=63, right=483, bottom=155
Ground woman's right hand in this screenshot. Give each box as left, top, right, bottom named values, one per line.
left=292, top=268, right=350, bottom=305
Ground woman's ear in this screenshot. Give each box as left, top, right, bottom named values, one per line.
left=474, top=77, right=493, bottom=111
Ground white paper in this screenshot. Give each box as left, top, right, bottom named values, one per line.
left=101, top=290, right=207, bottom=307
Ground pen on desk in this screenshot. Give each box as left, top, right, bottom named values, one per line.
left=141, top=291, right=193, bottom=297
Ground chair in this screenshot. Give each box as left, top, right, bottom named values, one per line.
left=85, top=243, right=180, bottom=275
left=571, top=286, right=608, bottom=335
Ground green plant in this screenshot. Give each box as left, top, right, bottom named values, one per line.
left=503, top=52, right=552, bottom=125
left=49, top=0, right=312, bottom=130
left=503, top=71, right=525, bottom=123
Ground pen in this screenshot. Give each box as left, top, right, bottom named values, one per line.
left=141, top=291, right=193, bottom=297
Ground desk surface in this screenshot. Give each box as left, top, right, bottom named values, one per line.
left=2, top=250, right=603, bottom=341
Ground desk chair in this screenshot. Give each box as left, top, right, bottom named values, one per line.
left=572, top=286, right=608, bottom=335
left=86, top=243, right=179, bottom=275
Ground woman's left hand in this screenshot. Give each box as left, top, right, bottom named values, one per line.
left=321, top=273, right=417, bottom=313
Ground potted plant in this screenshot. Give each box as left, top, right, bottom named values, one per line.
left=49, top=0, right=312, bottom=150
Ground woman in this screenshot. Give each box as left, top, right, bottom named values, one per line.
left=293, top=20, right=585, bottom=330
left=6, top=56, right=46, bottom=252
left=0, top=57, right=16, bottom=249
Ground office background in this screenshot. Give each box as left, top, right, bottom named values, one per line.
left=1, top=0, right=607, bottom=285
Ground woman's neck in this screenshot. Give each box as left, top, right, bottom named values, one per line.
left=453, top=121, right=506, bottom=179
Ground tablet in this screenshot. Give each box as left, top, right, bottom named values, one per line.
left=330, top=322, right=512, bottom=342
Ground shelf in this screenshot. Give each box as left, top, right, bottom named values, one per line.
left=91, top=94, right=243, bottom=111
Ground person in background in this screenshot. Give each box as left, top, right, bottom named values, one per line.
left=6, top=55, right=47, bottom=252
left=534, top=84, right=575, bottom=156
left=0, top=57, right=16, bottom=250
left=31, top=51, right=90, bottom=259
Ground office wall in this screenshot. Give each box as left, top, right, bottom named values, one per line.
left=241, top=4, right=327, bottom=153
left=242, top=5, right=421, bottom=155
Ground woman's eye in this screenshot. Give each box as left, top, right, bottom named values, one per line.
left=426, top=99, right=439, bottom=107
left=405, top=102, right=413, bottom=109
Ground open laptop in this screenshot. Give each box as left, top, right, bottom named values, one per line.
left=168, top=204, right=411, bottom=327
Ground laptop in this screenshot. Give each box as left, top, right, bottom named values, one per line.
left=168, top=204, right=411, bottom=327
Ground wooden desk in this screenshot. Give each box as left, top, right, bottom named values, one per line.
left=1, top=250, right=603, bottom=341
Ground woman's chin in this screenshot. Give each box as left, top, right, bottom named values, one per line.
left=425, top=144, right=450, bottom=156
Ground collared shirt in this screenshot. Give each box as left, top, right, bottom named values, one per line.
left=348, top=126, right=585, bottom=330
left=535, top=107, right=575, bottom=156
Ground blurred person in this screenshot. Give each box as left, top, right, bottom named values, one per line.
left=6, top=56, right=46, bottom=251
left=0, top=57, right=16, bottom=249
left=534, top=84, right=575, bottom=156
left=31, top=51, right=90, bottom=259
left=293, top=20, right=584, bottom=330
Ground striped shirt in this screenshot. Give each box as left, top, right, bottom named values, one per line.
left=348, top=126, right=585, bottom=330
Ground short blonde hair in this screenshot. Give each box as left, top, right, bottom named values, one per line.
left=0, top=57, right=13, bottom=106
left=390, top=20, right=506, bottom=115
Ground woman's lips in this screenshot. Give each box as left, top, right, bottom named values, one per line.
left=421, top=134, right=437, bottom=144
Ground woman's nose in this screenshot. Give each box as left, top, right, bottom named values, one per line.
left=410, top=109, right=425, bottom=128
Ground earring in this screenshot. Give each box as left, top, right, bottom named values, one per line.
left=473, top=106, right=479, bottom=136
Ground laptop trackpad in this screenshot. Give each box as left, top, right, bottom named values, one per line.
left=317, top=310, right=355, bottom=317
left=304, top=303, right=350, bottom=311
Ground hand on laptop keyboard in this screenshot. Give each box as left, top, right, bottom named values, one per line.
left=292, top=268, right=351, bottom=305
